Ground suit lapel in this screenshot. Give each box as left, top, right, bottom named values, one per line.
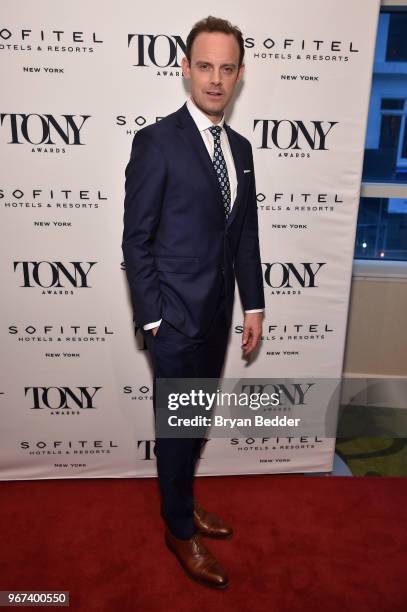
left=176, top=104, right=223, bottom=209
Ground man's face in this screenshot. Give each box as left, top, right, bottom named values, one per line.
left=182, top=31, right=244, bottom=123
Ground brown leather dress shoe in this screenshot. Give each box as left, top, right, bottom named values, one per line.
left=165, top=528, right=229, bottom=589
left=193, top=504, right=233, bottom=539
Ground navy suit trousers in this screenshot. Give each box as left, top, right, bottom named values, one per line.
left=142, top=279, right=229, bottom=539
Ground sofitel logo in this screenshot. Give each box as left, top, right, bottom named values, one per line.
left=0, top=29, right=103, bottom=44
left=128, top=34, right=186, bottom=68
left=0, top=29, right=103, bottom=56
left=1, top=187, right=107, bottom=211
left=230, top=436, right=323, bottom=447
left=245, top=36, right=360, bottom=65
left=246, top=38, right=359, bottom=53
left=25, top=386, right=101, bottom=410
left=0, top=114, right=90, bottom=145
left=14, top=261, right=96, bottom=289
left=262, top=262, right=326, bottom=288
left=253, top=119, right=337, bottom=151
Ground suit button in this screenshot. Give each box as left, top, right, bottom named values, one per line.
left=220, top=266, right=225, bottom=274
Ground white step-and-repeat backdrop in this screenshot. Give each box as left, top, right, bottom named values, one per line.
left=0, top=0, right=380, bottom=479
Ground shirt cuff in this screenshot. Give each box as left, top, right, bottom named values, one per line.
left=143, top=319, right=162, bottom=330
left=244, top=309, right=264, bottom=313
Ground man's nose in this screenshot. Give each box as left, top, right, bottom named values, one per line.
left=211, top=68, right=222, bottom=84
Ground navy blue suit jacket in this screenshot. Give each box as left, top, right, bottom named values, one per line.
left=122, top=102, right=265, bottom=338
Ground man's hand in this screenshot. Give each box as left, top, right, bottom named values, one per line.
left=151, top=324, right=160, bottom=337
left=241, top=312, right=263, bottom=358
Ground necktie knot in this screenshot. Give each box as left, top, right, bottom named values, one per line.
left=209, top=125, right=222, bottom=141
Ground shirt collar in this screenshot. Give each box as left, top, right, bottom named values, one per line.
left=186, top=97, right=225, bottom=133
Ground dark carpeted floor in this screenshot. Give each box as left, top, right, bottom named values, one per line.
left=0, top=474, right=406, bottom=611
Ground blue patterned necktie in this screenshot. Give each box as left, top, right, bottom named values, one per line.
left=208, top=125, right=231, bottom=219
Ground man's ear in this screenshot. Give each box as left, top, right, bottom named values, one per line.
left=237, top=63, right=245, bottom=82
left=182, top=56, right=191, bottom=78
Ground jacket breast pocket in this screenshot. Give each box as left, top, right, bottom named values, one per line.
left=154, top=256, right=200, bottom=274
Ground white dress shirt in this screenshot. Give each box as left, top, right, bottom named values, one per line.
left=144, top=97, right=263, bottom=331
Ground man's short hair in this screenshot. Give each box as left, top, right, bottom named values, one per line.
left=186, top=16, right=245, bottom=68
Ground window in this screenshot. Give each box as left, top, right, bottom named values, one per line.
left=356, top=3, right=407, bottom=268
left=355, top=196, right=407, bottom=260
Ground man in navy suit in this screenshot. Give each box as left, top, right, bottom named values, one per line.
left=122, top=16, right=264, bottom=589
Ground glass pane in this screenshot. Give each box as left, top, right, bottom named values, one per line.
left=362, top=10, right=407, bottom=184
left=386, top=14, right=407, bottom=61
left=355, top=197, right=407, bottom=260
left=379, top=114, right=401, bottom=149
left=380, top=98, right=404, bottom=110
left=403, top=125, right=407, bottom=158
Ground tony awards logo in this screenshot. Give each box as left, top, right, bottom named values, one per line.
left=253, top=119, right=337, bottom=155
left=0, top=114, right=90, bottom=152
left=262, top=261, right=326, bottom=294
left=14, top=261, right=97, bottom=294
left=25, top=386, right=102, bottom=411
left=128, top=34, right=186, bottom=75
